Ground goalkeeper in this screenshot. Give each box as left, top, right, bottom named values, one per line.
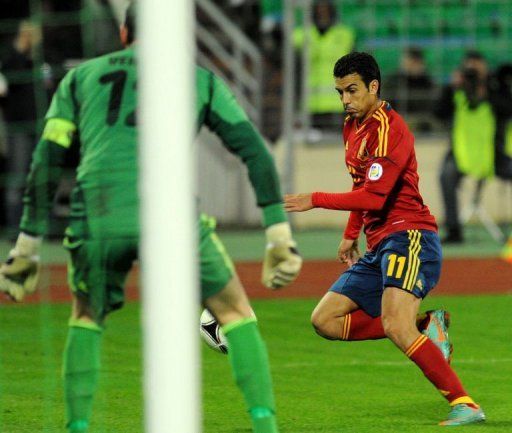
left=0, top=4, right=301, bottom=433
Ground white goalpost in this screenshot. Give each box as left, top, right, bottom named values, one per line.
left=139, top=0, right=199, bottom=432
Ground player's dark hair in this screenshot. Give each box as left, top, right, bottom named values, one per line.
left=124, top=2, right=136, bottom=43
left=333, top=52, right=381, bottom=96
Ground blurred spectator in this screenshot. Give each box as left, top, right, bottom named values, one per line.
left=0, top=21, right=47, bottom=236
left=294, top=0, right=355, bottom=130
left=384, top=47, right=434, bottom=131
left=260, top=0, right=283, bottom=53
left=0, top=1, right=31, bottom=57
left=435, top=51, right=496, bottom=244
left=261, top=0, right=282, bottom=32
left=0, top=0, right=30, bottom=20
left=0, top=71, right=7, bottom=96
left=213, top=0, right=260, bottom=41
left=41, top=0, right=83, bottom=80
left=490, top=63, right=512, bottom=179
left=235, top=0, right=260, bottom=39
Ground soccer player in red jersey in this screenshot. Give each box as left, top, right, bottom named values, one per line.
left=284, top=52, right=485, bottom=426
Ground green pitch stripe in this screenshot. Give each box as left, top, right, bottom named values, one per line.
left=39, top=287, right=59, bottom=431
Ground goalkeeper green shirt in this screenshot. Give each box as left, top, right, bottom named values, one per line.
left=21, top=46, right=138, bottom=239
left=20, top=49, right=286, bottom=238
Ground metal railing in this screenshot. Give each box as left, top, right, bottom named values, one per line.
left=196, top=0, right=263, bottom=128
left=195, top=0, right=264, bottom=226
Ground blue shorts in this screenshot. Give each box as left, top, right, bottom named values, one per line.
left=329, top=230, right=442, bottom=318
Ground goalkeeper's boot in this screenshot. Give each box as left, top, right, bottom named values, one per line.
left=419, top=310, right=453, bottom=363
left=68, top=420, right=89, bottom=432
left=439, top=403, right=485, bottom=426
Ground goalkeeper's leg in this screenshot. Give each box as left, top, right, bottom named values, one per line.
left=63, top=297, right=102, bottom=433
left=205, top=274, right=279, bottom=433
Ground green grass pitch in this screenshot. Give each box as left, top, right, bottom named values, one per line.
left=0, top=295, right=511, bottom=432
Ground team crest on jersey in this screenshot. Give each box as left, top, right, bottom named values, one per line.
left=357, top=133, right=369, bottom=160
left=368, top=163, right=383, bottom=180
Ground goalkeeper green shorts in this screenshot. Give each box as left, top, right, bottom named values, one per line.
left=64, top=234, right=138, bottom=323
left=199, top=214, right=235, bottom=300
left=64, top=215, right=234, bottom=322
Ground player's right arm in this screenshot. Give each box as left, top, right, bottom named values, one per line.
left=343, top=181, right=364, bottom=241
left=344, top=210, right=363, bottom=241
left=338, top=183, right=363, bottom=265
left=21, top=68, right=78, bottom=236
left=338, top=210, right=363, bottom=265
left=337, top=237, right=360, bottom=266
left=20, top=120, right=75, bottom=236
left=0, top=69, right=78, bottom=301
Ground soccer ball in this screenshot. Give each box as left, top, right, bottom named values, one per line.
left=199, top=309, right=228, bottom=354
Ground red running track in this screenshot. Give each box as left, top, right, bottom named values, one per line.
left=10, top=258, right=512, bottom=305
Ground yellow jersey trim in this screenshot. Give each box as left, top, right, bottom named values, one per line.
left=372, top=109, right=389, bottom=157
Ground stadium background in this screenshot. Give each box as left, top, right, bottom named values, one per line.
left=0, top=1, right=511, bottom=432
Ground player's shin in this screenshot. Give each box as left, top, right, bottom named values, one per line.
left=405, top=335, right=478, bottom=408
left=222, top=318, right=279, bottom=433
left=63, top=320, right=103, bottom=432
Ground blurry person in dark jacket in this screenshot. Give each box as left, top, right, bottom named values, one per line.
left=491, top=63, right=512, bottom=180
left=435, top=51, right=496, bottom=244
left=0, top=21, right=48, bottom=236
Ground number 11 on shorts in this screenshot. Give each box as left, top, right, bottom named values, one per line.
left=387, top=254, right=406, bottom=278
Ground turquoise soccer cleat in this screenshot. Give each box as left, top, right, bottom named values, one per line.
left=439, top=403, right=486, bottom=426
left=421, top=309, right=453, bottom=363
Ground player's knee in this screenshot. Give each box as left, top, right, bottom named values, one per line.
left=72, top=296, right=95, bottom=322
left=204, top=294, right=254, bottom=326
left=210, top=306, right=252, bottom=326
left=310, top=307, right=323, bottom=330
left=381, top=314, right=402, bottom=340
left=310, top=309, right=337, bottom=340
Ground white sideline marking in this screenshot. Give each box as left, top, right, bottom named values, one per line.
left=278, top=358, right=512, bottom=369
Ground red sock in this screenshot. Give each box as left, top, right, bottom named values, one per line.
left=406, top=335, right=477, bottom=407
left=341, top=310, right=385, bottom=340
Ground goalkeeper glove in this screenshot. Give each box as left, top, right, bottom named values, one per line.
left=262, top=222, right=302, bottom=289
left=0, top=233, right=41, bottom=302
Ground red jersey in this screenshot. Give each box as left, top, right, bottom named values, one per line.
left=312, top=102, right=437, bottom=250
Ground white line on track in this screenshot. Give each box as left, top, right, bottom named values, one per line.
left=278, top=358, right=512, bottom=369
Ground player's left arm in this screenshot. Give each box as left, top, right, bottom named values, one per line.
left=206, top=73, right=302, bottom=289
left=285, top=129, right=411, bottom=212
